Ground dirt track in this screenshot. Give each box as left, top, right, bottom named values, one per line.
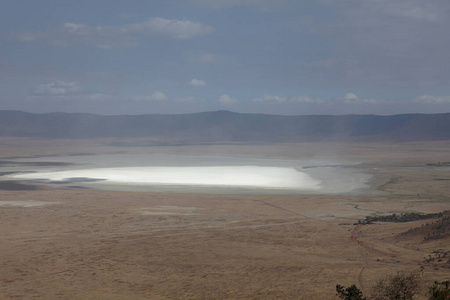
left=0, top=138, right=449, bottom=299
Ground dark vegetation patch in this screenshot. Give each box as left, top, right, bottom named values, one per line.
left=398, top=213, right=450, bottom=243
left=422, top=250, right=450, bottom=271
left=357, top=211, right=446, bottom=225
left=422, top=250, right=450, bottom=266
left=337, top=271, right=450, bottom=300
left=427, top=162, right=450, bottom=167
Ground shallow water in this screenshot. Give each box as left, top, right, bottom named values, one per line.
left=3, top=153, right=371, bottom=195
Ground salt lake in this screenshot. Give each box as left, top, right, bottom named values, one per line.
left=3, top=153, right=371, bottom=194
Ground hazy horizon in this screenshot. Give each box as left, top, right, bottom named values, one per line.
left=3, top=108, right=450, bottom=117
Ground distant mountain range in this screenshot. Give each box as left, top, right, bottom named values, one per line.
left=1, top=110, right=449, bottom=143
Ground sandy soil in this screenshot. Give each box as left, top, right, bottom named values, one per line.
left=0, top=138, right=449, bottom=299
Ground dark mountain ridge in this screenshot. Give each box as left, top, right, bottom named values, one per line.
left=1, top=110, right=449, bottom=142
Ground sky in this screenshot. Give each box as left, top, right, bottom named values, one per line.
left=1, top=0, right=450, bottom=116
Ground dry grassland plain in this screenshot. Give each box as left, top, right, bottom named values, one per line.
left=0, top=137, right=449, bottom=299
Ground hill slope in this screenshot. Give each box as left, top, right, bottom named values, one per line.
left=0, top=110, right=449, bottom=142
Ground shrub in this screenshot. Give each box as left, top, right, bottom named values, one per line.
left=371, top=271, right=421, bottom=300
left=336, top=284, right=366, bottom=300
left=429, top=281, right=450, bottom=300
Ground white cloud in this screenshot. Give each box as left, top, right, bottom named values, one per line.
left=253, top=95, right=324, bottom=104
left=13, top=18, right=214, bottom=48
left=82, top=93, right=114, bottom=101
left=343, top=92, right=358, bottom=101
left=415, top=95, right=450, bottom=104
left=28, top=93, right=113, bottom=102
left=16, top=23, right=135, bottom=48
left=29, top=91, right=168, bottom=103
left=252, top=95, right=286, bottom=103
left=189, top=79, right=207, bottom=87
left=289, top=96, right=324, bottom=104
left=35, top=81, right=79, bottom=95
left=132, top=92, right=167, bottom=101
left=126, top=18, right=214, bottom=39
left=217, top=94, right=238, bottom=105
left=338, top=93, right=381, bottom=105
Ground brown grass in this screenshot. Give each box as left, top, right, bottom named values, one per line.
left=0, top=138, right=449, bottom=299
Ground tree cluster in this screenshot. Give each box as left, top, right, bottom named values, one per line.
left=357, top=212, right=445, bottom=225
left=336, top=271, right=450, bottom=300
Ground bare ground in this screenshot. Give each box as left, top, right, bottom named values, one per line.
left=0, top=138, right=449, bottom=299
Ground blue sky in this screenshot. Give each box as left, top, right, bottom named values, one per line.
left=1, top=0, right=450, bottom=115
